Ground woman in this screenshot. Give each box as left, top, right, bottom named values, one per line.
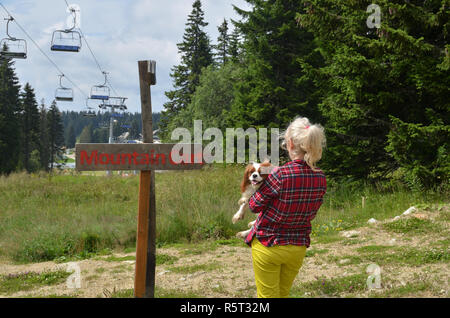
left=246, top=117, right=327, bottom=298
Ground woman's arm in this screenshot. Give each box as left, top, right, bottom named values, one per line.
left=248, top=168, right=282, bottom=214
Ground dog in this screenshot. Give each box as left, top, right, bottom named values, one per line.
left=232, top=161, right=275, bottom=239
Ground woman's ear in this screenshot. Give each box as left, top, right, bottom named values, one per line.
left=287, top=138, right=293, bottom=152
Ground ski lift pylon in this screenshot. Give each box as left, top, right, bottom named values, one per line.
left=0, top=17, right=27, bottom=59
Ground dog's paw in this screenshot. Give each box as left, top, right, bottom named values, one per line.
left=238, top=198, right=247, bottom=205
left=236, top=231, right=249, bottom=239
left=248, top=221, right=256, bottom=228
left=232, top=212, right=243, bottom=224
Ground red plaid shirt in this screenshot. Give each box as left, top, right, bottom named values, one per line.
left=245, top=159, right=327, bottom=248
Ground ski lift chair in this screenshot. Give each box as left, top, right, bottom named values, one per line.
left=0, top=17, right=27, bottom=59
left=55, top=75, right=74, bottom=102
left=51, top=30, right=82, bottom=52
left=91, top=85, right=110, bottom=100
left=91, top=72, right=110, bottom=100
left=83, top=108, right=97, bottom=117
left=108, top=96, right=128, bottom=110
left=50, top=7, right=81, bottom=52
left=82, top=99, right=97, bottom=117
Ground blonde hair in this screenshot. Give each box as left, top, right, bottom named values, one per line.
left=281, top=117, right=326, bottom=170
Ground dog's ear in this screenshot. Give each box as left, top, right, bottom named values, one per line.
left=241, top=167, right=250, bottom=193
left=241, top=164, right=254, bottom=192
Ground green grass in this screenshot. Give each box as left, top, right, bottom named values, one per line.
left=0, top=168, right=446, bottom=263
left=369, top=281, right=434, bottom=298
left=156, top=253, right=179, bottom=265
left=175, top=239, right=245, bottom=256
left=168, top=261, right=221, bottom=274
left=56, top=158, right=75, bottom=164
left=95, top=253, right=178, bottom=265
left=0, top=270, right=71, bottom=295
left=382, top=217, right=443, bottom=234
left=101, top=255, right=136, bottom=262
left=305, top=248, right=329, bottom=257
left=291, top=273, right=368, bottom=297
left=330, top=245, right=449, bottom=267
left=105, top=286, right=201, bottom=298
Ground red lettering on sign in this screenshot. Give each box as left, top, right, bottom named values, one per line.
left=80, top=150, right=98, bottom=165
left=156, top=153, right=166, bottom=165
left=99, top=154, right=109, bottom=164
left=79, top=151, right=203, bottom=167
left=121, top=153, right=133, bottom=165
left=137, top=153, right=149, bottom=165
left=110, top=154, right=121, bottom=165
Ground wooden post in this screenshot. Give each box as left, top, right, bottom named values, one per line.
left=135, top=60, right=156, bottom=298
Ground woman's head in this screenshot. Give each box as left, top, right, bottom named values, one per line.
left=281, top=117, right=326, bottom=170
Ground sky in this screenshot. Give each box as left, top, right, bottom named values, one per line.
left=0, top=0, right=252, bottom=113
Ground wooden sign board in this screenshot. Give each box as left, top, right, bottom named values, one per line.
left=75, top=143, right=204, bottom=171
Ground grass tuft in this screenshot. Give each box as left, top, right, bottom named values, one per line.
left=291, top=273, right=367, bottom=297
left=382, top=217, right=443, bottom=234
left=0, top=270, right=71, bottom=295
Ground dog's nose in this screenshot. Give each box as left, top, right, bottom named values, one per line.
left=252, top=174, right=258, bottom=178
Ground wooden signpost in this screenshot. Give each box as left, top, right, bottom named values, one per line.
left=75, top=60, right=203, bottom=298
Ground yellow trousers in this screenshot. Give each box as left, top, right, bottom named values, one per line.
left=251, top=238, right=307, bottom=298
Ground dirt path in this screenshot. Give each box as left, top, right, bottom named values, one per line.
left=0, top=206, right=448, bottom=298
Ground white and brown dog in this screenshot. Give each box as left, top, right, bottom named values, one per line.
left=232, top=162, right=275, bottom=238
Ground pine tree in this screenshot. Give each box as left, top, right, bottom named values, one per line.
left=79, top=124, right=93, bottom=143
left=129, top=118, right=141, bottom=140
left=0, top=47, right=21, bottom=174
left=216, top=19, right=230, bottom=65
left=38, top=99, right=50, bottom=171
left=160, top=0, right=213, bottom=140
left=19, top=83, right=40, bottom=172
left=228, top=26, right=242, bottom=63
left=47, top=100, right=65, bottom=170
left=66, top=124, right=76, bottom=149
left=230, top=0, right=323, bottom=130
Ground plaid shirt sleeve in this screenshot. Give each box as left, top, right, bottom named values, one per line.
left=248, top=168, right=282, bottom=215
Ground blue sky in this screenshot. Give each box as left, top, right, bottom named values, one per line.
left=0, top=0, right=251, bottom=113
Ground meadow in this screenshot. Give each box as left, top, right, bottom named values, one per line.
left=0, top=165, right=446, bottom=264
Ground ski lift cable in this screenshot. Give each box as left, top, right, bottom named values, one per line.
left=0, top=2, right=89, bottom=100
left=79, top=28, right=119, bottom=97
left=63, top=0, right=120, bottom=98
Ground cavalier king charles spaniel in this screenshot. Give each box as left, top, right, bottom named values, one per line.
left=232, top=161, right=276, bottom=238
